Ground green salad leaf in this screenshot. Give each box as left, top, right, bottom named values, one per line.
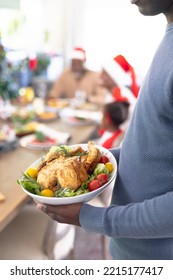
left=93, top=163, right=109, bottom=176
left=49, top=145, right=72, bottom=156
left=17, top=173, right=42, bottom=195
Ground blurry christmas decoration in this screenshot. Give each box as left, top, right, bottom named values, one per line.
left=18, top=87, right=35, bottom=104
left=0, top=124, right=17, bottom=155
left=0, top=39, right=20, bottom=100
left=31, top=52, right=50, bottom=77
left=28, top=52, right=37, bottom=71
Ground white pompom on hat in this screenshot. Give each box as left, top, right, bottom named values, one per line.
left=103, top=55, right=139, bottom=98
left=70, top=47, right=86, bottom=61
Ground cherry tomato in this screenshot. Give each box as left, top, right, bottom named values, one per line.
left=96, top=173, right=108, bottom=185
left=40, top=189, right=54, bottom=197
left=88, top=179, right=101, bottom=191
left=25, top=167, right=38, bottom=178
left=105, top=162, right=114, bottom=173
left=99, top=155, right=109, bottom=164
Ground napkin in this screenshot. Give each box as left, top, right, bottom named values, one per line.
left=36, top=124, right=71, bottom=144
left=59, top=108, right=102, bottom=124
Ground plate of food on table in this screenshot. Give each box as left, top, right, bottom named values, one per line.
left=46, top=98, right=70, bottom=112
left=59, top=108, right=96, bottom=126
left=62, top=115, right=94, bottom=126
left=17, top=141, right=117, bottom=205
left=36, top=111, right=59, bottom=122
left=19, top=124, right=70, bottom=150
left=14, top=122, right=39, bottom=137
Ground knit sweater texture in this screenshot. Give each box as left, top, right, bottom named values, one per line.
left=80, top=22, right=173, bottom=259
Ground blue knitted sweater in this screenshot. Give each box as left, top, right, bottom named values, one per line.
left=80, top=23, right=173, bottom=259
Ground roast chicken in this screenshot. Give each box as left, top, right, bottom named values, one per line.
left=37, top=141, right=102, bottom=191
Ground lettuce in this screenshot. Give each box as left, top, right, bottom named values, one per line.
left=17, top=173, right=41, bottom=195
left=93, top=163, right=109, bottom=176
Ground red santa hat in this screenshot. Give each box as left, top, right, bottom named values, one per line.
left=103, top=55, right=139, bottom=98
left=70, top=47, right=86, bottom=61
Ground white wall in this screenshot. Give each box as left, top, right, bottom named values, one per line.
left=20, top=0, right=64, bottom=52
left=0, top=0, right=167, bottom=80
left=20, top=0, right=85, bottom=59
left=82, top=0, right=166, bottom=80
left=0, top=0, right=19, bottom=9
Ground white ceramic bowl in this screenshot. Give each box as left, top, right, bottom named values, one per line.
left=19, top=143, right=117, bottom=205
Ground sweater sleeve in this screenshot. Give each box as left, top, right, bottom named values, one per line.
left=79, top=190, right=173, bottom=238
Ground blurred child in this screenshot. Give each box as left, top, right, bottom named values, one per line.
left=97, top=101, right=129, bottom=149
left=98, top=55, right=139, bottom=131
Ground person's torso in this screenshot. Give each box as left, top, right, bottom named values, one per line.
left=111, top=23, right=173, bottom=259
left=61, top=69, right=99, bottom=98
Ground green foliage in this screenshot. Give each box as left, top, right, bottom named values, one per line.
left=32, top=53, right=50, bottom=76
left=0, top=40, right=19, bottom=100
left=17, top=173, right=41, bottom=195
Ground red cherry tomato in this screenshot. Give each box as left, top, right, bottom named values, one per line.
left=96, top=173, right=108, bottom=185
left=88, top=179, right=101, bottom=191
left=99, top=155, right=109, bottom=164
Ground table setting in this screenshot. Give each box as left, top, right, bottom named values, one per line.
left=0, top=124, right=18, bottom=155
left=19, top=124, right=71, bottom=150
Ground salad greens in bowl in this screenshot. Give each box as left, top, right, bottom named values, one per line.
left=17, top=141, right=117, bottom=205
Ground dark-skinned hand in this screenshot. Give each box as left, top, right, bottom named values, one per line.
left=36, top=202, right=83, bottom=226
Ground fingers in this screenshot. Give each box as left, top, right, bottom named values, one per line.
left=36, top=203, right=63, bottom=221
left=36, top=202, right=82, bottom=226
left=36, top=203, right=69, bottom=215
left=37, top=203, right=47, bottom=213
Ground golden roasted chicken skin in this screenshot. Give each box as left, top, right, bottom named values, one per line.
left=37, top=158, right=65, bottom=191
left=44, top=146, right=84, bottom=163
left=85, top=141, right=102, bottom=172
left=57, top=157, right=88, bottom=190
left=37, top=156, right=88, bottom=190
left=37, top=141, right=102, bottom=191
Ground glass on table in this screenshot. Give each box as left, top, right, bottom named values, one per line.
left=33, top=98, right=45, bottom=115
left=71, top=90, right=87, bottom=108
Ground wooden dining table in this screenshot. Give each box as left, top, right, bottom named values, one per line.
left=0, top=118, right=97, bottom=233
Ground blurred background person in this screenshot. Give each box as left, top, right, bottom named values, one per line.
left=97, top=101, right=130, bottom=149
left=99, top=55, right=139, bottom=104
left=98, top=54, right=139, bottom=130
left=47, top=47, right=106, bottom=105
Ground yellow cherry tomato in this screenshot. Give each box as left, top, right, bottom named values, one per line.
left=26, top=167, right=38, bottom=178
left=105, top=162, right=114, bottom=173
left=40, top=189, right=54, bottom=197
